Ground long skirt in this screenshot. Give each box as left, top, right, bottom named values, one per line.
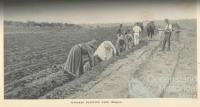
left=63, top=44, right=83, bottom=77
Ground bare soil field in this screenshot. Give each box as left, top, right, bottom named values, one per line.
left=4, top=19, right=197, bottom=99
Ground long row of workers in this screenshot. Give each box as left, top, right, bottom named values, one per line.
left=63, top=19, right=181, bottom=78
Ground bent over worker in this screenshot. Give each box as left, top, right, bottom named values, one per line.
left=63, top=40, right=97, bottom=78
left=94, top=40, right=117, bottom=61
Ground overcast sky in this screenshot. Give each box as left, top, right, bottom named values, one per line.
left=4, top=0, right=197, bottom=24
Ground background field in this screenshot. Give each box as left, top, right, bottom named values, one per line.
left=4, top=19, right=196, bottom=99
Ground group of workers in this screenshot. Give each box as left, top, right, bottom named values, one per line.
left=63, top=18, right=181, bottom=78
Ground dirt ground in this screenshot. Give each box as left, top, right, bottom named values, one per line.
left=65, top=30, right=197, bottom=98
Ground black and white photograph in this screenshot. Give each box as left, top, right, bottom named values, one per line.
left=3, top=0, right=197, bottom=99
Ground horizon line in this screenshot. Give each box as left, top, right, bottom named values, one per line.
left=4, top=18, right=197, bottom=25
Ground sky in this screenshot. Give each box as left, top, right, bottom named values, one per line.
left=4, top=0, right=197, bottom=24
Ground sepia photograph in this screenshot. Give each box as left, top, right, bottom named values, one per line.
left=3, top=0, right=197, bottom=99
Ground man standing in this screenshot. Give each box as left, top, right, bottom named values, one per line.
left=162, top=19, right=173, bottom=51
left=132, top=23, right=142, bottom=46
left=147, top=21, right=155, bottom=39
left=117, top=24, right=124, bottom=37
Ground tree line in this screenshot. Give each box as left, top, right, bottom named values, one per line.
left=4, top=20, right=81, bottom=28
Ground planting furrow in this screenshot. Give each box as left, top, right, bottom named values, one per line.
left=5, top=64, right=62, bottom=93
left=4, top=63, right=50, bottom=84
left=4, top=54, right=67, bottom=86
left=5, top=70, right=74, bottom=99
left=4, top=46, right=68, bottom=71
left=5, top=51, right=67, bottom=77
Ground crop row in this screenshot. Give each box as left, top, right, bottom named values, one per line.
left=5, top=53, right=67, bottom=84
left=5, top=48, right=67, bottom=73
left=5, top=70, right=74, bottom=99
left=4, top=44, right=65, bottom=67
left=5, top=64, right=62, bottom=93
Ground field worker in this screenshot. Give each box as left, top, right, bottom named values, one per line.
left=125, top=29, right=134, bottom=50
left=132, top=23, right=142, bottom=46
left=94, top=41, right=117, bottom=61
left=117, top=24, right=124, bottom=37
left=116, top=35, right=126, bottom=55
left=63, top=40, right=97, bottom=78
left=162, top=19, right=173, bottom=51
left=146, top=21, right=156, bottom=39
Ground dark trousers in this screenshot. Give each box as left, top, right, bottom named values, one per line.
left=147, top=30, right=154, bottom=39
left=162, top=32, right=171, bottom=51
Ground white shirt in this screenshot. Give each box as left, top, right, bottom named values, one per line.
left=165, top=24, right=173, bottom=32
left=132, top=26, right=142, bottom=33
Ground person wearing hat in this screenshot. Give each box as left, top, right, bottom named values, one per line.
left=132, top=22, right=142, bottom=46
left=162, top=19, right=173, bottom=51
left=116, top=34, right=126, bottom=55
left=63, top=40, right=97, bottom=78
left=117, top=24, right=124, bottom=37
left=125, top=29, right=134, bottom=50
left=147, top=21, right=156, bottom=39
